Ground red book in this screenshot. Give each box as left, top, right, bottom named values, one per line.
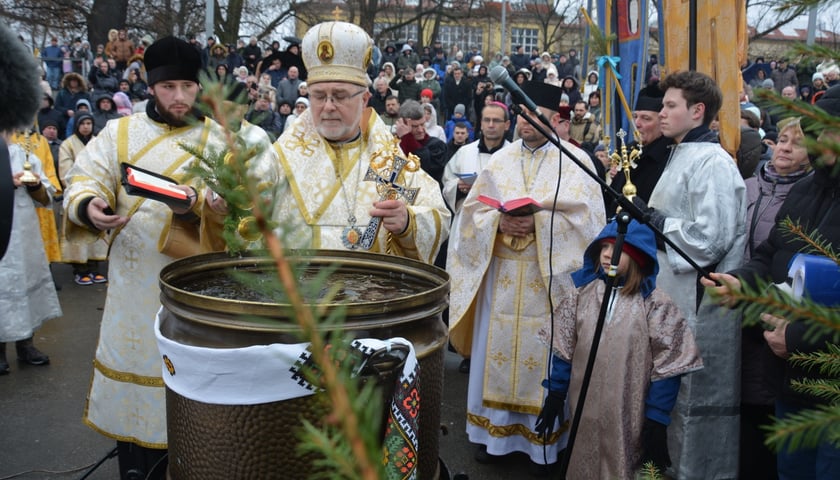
left=477, top=194, right=544, bottom=216
left=120, top=163, right=191, bottom=209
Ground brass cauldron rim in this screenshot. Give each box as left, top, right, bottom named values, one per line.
left=159, top=249, right=450, bottom=333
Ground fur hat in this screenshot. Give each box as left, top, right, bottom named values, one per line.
left=144, top=36, right=202, bottom=85
left=302, top=22, right=374, bottom=88
left=0, top=23, right=41, bottom=131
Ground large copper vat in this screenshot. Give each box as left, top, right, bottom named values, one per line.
left=158, top=250, right=449, bottom=479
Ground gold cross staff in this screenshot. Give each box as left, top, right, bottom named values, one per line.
left=357, top=140, right=420, bottom=250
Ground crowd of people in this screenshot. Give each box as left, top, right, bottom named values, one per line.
left=3, top=20, right=838, bottom=480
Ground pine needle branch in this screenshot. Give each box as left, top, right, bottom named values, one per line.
left=779, top=218, right=839, bottom=261
left=788, top=377, right=840, bottom=403
left=789, top=343, right=840, bottom=378
left=763, top=403, right=840, bottom=453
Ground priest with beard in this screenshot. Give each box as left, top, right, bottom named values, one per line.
left=447, top=80, right=605, bottom=475
left=270, top=22, right=449, bottom=261
left=62, top=35, right=279, bottom=479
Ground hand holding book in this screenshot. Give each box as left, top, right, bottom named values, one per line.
left=477, top=194, right=544, bottom=216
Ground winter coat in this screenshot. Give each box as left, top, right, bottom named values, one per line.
left=560, top=76, right=582, bottom=106
left=38, top=98, right=66, bottom=140
left=398, top=133, right=448, bottom=185
left=442, top=75, right=473, bottom=118
left=770, top=67, right=798, bottom=93
left=55, top=73, right=90, bottom=118
left=381, top=46, right=399, bottom=70
left=245, top=108, right=285, bottom=141
left=108, top=38, right=135, bottom=63
left=91, top=92, right=120, bottom=135
left=90, top=68, right=119, bottom=93
left=389, top=76, right=421, bottom=104
left=731, top=162, right=840, bottom=409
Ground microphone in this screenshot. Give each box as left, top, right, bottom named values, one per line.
left=489, top=65, right=552, bottom=128
left=489, top=65, right=539, bottom=113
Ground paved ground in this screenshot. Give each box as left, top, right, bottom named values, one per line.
left=0, top=262, right=547, bottom=479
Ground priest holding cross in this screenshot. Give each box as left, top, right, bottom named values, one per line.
left=271, top=21, right=449, bottom=262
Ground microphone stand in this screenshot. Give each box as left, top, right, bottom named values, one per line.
left=507, top=104, right=713, bottom=479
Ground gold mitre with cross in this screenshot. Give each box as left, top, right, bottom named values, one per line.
left=302, top=21, right=373, bottom=88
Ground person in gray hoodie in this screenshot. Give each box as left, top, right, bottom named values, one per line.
left=91, top=92, right=120, bottom=135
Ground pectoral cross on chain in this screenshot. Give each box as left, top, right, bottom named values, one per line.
left=357, top=153, right=420, bottom=250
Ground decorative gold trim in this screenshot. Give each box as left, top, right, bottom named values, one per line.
left=467, top=412, right=567, bottom=445
left=93, top=358, right=165, bottom=387
left=82, top=417, right=168, bottom=449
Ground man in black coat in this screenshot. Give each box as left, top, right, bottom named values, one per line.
left=442, top=65, right=472, bottom=121
left=37, top=93, right=66, bottom=140
left=394, top=100, right=447, bottom=185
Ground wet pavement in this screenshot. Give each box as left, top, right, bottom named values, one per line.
left=1, top=262, right=545, bottom=479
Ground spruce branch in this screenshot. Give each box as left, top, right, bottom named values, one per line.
left=637, top=461, right=664, bottom=479
left=788, top=378, right=840, bottom=403
left=779, top=218, right=839, bottom=261
left=762, top=403, right=840, bottom=453
left=789, top=343, right=840, bottom=379
left=725, top=280, right=840, bottom=343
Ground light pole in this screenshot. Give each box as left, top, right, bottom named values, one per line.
left=501, top=0, right=508, bottom=54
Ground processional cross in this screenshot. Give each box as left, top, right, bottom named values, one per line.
left=355, top=138, right=420, bottom=250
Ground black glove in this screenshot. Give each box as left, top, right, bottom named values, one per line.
left=631, top=196, right=666, bottom=231
left=534, top=390, right=565, bottom=442
left=640, top=418, right=671, bottom=472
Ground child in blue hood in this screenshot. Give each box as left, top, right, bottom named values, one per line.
left=535, top=219, right=703, bottom=478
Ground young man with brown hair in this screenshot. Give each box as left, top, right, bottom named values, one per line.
left=635, top=70, right=747, bottom=479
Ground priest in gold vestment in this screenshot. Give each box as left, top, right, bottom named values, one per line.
left=271, top=22, right=449, bottom=262
left=448, top=81, right=605, bottom=469
left=63, top=36, right=278, bottom=477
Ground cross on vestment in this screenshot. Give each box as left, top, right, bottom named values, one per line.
left=354, top=151, right=420, bottom=250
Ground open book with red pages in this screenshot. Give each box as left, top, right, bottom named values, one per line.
left=477, top=194, right=544, bottom=216
left=120, top=163, right=191, bottom=209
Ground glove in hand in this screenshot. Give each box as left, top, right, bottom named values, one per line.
left=631, top=196, right=666, bottom=231
left=640, top=418, right=671, bottom=473
left=534, top=390, right=565, bottom=443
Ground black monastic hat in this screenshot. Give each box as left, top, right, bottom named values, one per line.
left=521, top=81, right=564, bottom=113
left=635, top=83, right=664, bottom=112
left=145, top=36, right=202, bottom=86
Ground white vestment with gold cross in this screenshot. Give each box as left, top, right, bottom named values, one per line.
left=447, top=138, right=605, bottom=463
left=272, top=108, right=449, bottom=262
left=63, top=113, right=277, bottom=447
